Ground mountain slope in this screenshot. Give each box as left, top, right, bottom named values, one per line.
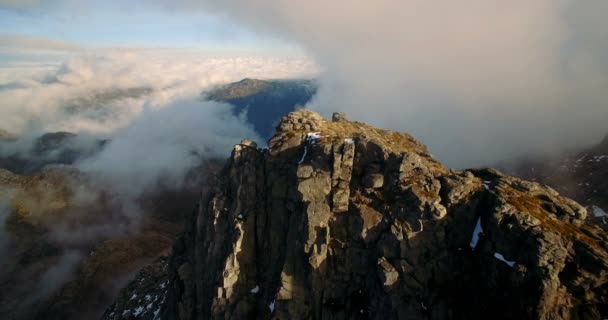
left=205, top=79, right=317, bottom=139
left=0, top=131, right=106, bottom=174
left=508, top=134, right=608, bottom=228
left=139, top=111, right=608, bottom=320
left=0, top=162, right=217, bottom=319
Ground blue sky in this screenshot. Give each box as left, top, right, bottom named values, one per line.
left=0, top=0, right=297, bottom=52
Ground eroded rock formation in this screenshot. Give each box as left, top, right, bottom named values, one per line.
left=161, top=111, right=608, bottom=319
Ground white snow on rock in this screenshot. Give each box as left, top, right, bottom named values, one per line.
left=299, top=132, right=323, bottom=164
left=269, top=300, right=276, bottom=312
left=591, top=205, right=608, bottom=224
left=591, top=205, right=607, bottom=218
left=298, top=145, right=308, bottom=164
left=307, top=132, right=322, bottom=141
left=494, top=252, right=516, bottom=267
left=130, top=293, right=137, bottom=300
left=133, top=306, right=145, bottom=316
left=344, top=138, right=354, bottom=144
left=589, top=155, right=608, bottom=162
left=250, top=285, right=260, bottom=293
left=469, top=217, right=483, bottom=249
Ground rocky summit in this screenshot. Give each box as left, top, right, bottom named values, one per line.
left=115, top=110, right=607, bottom=319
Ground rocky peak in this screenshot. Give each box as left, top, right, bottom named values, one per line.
left=157, top=110, right=607, bottom=320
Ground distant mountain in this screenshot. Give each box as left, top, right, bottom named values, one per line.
left=0, top=132, right=106, bottom=174
left=64, top=87, right=153, bottom=120
left=205, top=78, right=317, bottom=139
left=506, top=133, right=608, bottom=228
left=66, top=87, right=154, bottom=113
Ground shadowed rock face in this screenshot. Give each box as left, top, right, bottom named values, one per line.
left=151, top=110, right=607, bottom=320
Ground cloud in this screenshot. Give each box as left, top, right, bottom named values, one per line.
left=0, top=50, right=316, bottom=134
left=77, top=99, right=260, bottom=198
left=0, top=49, right=316, bottom=307
left=36, top=250, right=83, bottom=298
left=0, top=48, right=316, bottom=213
left=179, top=0, right=608, bottom=168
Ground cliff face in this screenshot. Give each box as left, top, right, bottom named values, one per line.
left=162, top=111, right=608, bottom=319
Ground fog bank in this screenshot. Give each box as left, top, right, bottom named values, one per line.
left=182, top=0, right=608, bottom=167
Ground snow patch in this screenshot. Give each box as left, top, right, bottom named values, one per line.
left=250, top=285, right=260, bottom=293
left=482, top=180, right=492, bottom=190
left=269, top=300, right=276, bottom=312
left=591, top=205, right=608, bottom=224
left=494, top=252, right=516, bottom=267
left=130, top=293, right=137, bottom=300
left=298, top=145, right=308, bottom=164
left=344, top=138, right=354, bottom=144
left=299, top=132, right=323, bottom=164
left=133, top=306, right=145, bottom=316
left=589, top=155, right=608, bottom=162
left=591, top=205, right=607, bottom=218
left=307, top=132, right=322, bottom=141
left=469, top=217, right=483, bottom=249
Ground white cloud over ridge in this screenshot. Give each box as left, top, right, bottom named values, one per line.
left=0, top=50, right=316, bottom=135
left=0, top=48, right=317, bottom=243
left=179, top=0, right=608, bottom=168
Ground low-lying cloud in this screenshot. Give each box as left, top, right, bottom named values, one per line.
left=0, top=47, right=316, bottom=309
left=0, top=48, right=316, bottom=227
left=181, top=0, right=608, bottom=168
left=77, top=98, right=259, bottom=200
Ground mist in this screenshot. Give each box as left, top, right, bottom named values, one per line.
left=0, top=48, right=316, bottom=311
left=0, top=48, right=316, bottom=234
left=174, top=0, right=608, bottom=168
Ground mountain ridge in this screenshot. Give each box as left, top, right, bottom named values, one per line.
left=103, top=110, right=608, bottom=320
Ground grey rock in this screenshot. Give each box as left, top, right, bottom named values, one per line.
left=150, top=110, right=608, bottom=320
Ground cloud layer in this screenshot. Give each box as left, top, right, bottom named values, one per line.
left=0, top=47, right=316, bottom=210
left=0, top=48, right=316, bottom=309
left=182, top=0, right=608, bottom=167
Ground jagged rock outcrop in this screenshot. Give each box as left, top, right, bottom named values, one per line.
left=101, top=257, right=170, bottom=320
left=163, top=110, right=608, bottom=320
